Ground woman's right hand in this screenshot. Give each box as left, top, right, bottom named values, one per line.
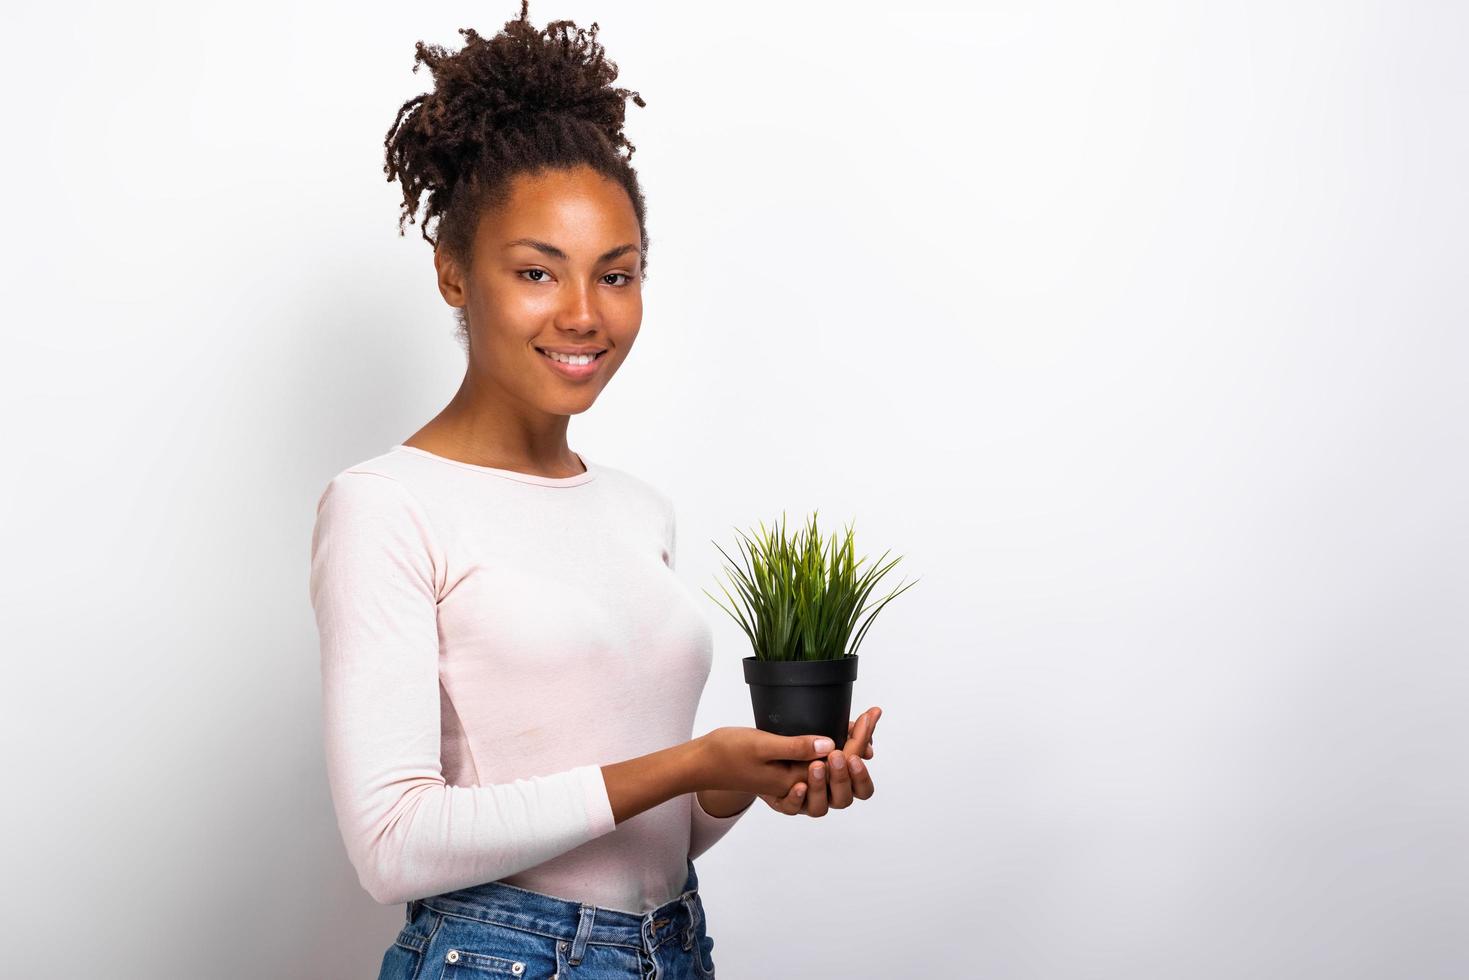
left=694, top=726, right=837, bottom=798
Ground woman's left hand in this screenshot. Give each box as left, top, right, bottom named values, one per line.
left=758, top=706, right=881, bottom=817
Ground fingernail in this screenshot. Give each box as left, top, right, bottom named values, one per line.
left=813, top=764, right=824, bottom=781
left=794, top=786, right=806, bottom=797
left=814, top=738, right=835, bottom=753
left=850, top=757, right=864, bottom=774
left=831, top=753, right=845, bottom=771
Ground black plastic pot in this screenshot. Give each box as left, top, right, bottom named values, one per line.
left=743, top=654, right=859, bottom=747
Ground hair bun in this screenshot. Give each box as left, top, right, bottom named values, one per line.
left=405, top=1, right=644, bottom=162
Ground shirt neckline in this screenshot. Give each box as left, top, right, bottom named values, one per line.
left=391, top=444, right=598, bottom=487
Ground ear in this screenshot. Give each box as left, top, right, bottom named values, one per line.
left=434, top=246, right=467, bottom=307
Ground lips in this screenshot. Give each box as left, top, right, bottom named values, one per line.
left=536, top=346, right=605, bottom=380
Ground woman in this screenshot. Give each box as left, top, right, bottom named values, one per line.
left=309, top=5, right=882, bottom=977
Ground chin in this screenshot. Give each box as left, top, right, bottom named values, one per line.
left=543, top=391, right=601, bottom=415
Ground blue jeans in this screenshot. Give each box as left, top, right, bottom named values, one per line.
left=378, top=858, right=718, bottom=979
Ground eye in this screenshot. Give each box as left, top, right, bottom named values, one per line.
left=604, top=272, right=633, bottom=286
left=519, top=269, right=551, bottom=283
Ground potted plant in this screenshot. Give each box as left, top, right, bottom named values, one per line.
left=704, top=510, right=918, bottom=747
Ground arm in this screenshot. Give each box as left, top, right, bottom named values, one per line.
left=690, top=789, right=756, bottom=861
left=659, top=496, right=756, bottom=858
left=697, top=789, right=756, bottom=817
left=311, top=471, right=635, bottom=905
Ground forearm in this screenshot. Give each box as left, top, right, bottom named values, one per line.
left=696, top=789, right=756, bottom=818
left=602, top=739, right=706, bottom=825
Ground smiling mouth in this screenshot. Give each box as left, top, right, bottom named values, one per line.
left=535, top=347, right=607, bottom=364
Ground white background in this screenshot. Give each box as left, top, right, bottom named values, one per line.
left=2, top=1, right=1465, bottom=977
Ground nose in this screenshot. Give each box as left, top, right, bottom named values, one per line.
left=556, top=280, right=599, bottom=335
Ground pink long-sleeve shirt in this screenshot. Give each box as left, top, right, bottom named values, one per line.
left=308, top=443, right=750, bottom=912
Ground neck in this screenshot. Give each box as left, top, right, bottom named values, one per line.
left=408, top=373, right=583, bottom=476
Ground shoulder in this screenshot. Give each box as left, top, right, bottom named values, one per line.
left=312, top=449, right=430, bottom=524
left=309, top=452, right=446, bottom=579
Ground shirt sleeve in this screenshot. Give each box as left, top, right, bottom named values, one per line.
left=660, top=496, right=755, bottom=858
left=309, top=470, right=618, bottom=906
left=689, top=788, right=754, bottom=861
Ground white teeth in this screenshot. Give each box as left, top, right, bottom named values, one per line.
left=542, top=350, right=599, bottom=366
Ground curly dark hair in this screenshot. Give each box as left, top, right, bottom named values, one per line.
left=383, top=1, right=649, bottom=350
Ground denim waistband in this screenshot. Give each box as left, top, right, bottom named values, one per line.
left=414, top=858, right=704, bottom=964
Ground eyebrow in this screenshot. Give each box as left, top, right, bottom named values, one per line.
left=505, top=238, right=640, bottom=264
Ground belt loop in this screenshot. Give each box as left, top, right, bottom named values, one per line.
left=406, top=898, right=419, bottom=925
left=641, top=912, right=662, bottom=980
left=569, top=903, right=596, bottom=965
left=680, top=891, right=701, bottom=950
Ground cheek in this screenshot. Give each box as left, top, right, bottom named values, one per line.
left=615, top=327, right=640, bottom=358
left=616, top=300, right=643, bottom=341
left=475, top=279, right=548, bottom=317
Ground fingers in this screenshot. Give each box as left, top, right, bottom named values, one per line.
left=804, top=757, right=830, bottom=817
left=759, top=781, right=807, bottom=816
left=762, top=711, right=880, bottom=819
left=784, top=733, right=837, bottom=761
left=847, top=752, right=874, bottom=800
left=844, top=707, right=881, bottom=760
left=843, top=710, right=868, bottom=755
left=825, top=749, right=853, bottom=809
left=798, top=751, right=874, bottom=817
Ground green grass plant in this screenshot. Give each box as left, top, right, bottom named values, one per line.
left=704, top=510, right=918, bottom=662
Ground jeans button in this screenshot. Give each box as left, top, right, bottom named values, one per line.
left=445, top=950, right=460, bottom=964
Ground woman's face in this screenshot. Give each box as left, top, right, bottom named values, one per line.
left=437, top=164, right=643, bottom=417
